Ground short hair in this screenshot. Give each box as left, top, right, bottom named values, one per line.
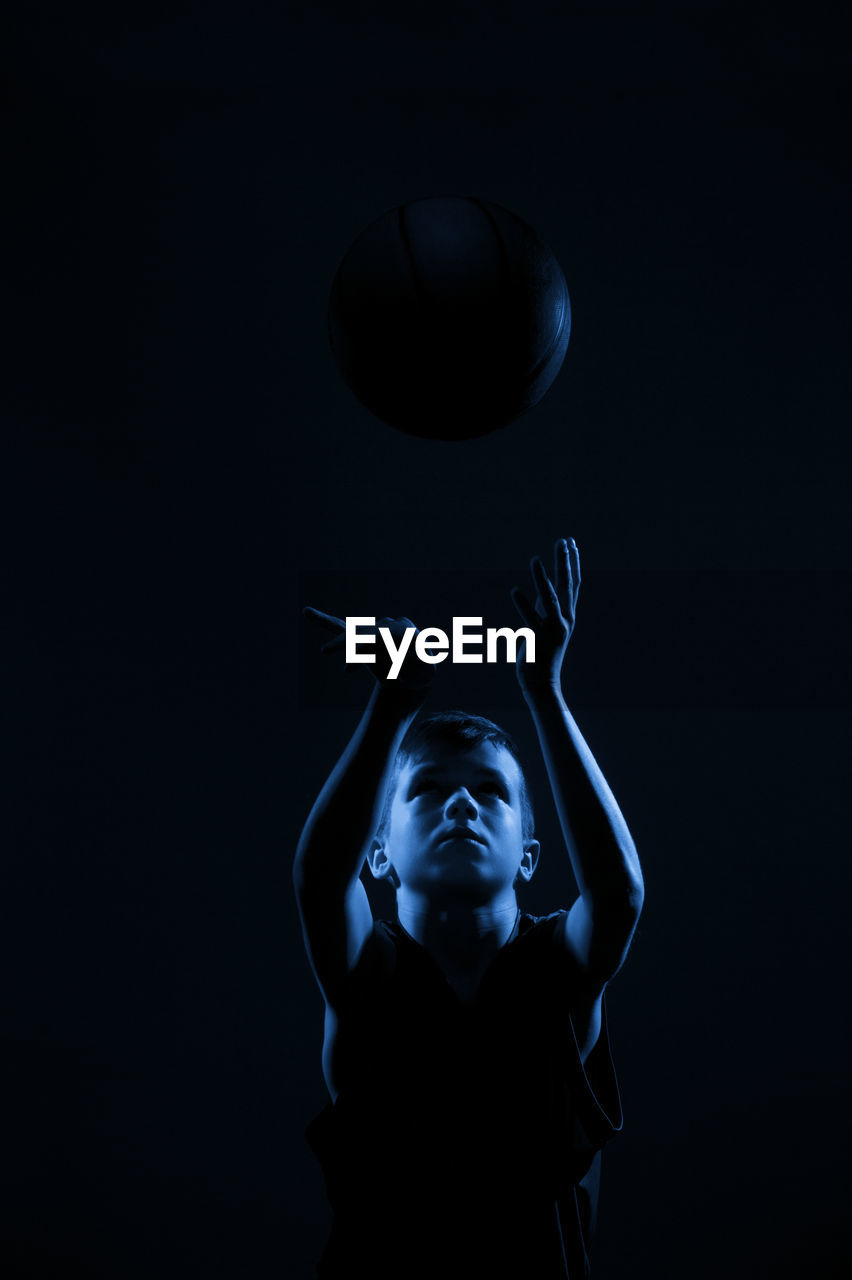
left=376, top=709, right=536, bottom=842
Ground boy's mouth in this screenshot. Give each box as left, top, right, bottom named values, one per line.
left=441, top=827, right=486, bottom=844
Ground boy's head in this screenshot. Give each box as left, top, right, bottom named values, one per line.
left=368, top=711, right=539, bottom=904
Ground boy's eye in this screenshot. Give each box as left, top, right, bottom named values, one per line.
left=412, top=779, right=438, bottom=796
left=478, top=782, right=505, bottom=798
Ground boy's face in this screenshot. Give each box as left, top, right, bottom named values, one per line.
left=373, top=740, right=538, bottom=903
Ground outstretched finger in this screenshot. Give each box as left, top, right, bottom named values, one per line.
left=568, top=538, right=581, bottom=608
left=303, top=606, right=346, bottom=634
left=554, top=538, right=570, bottom=599
left=531, top=556, right=562, bottom=619
left=511, top=587, right=538, bottom=629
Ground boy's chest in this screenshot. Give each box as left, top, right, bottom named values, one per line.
left=329, top=940, right=574, bottom=1185
left=339, top=935, right=565, bottom=1087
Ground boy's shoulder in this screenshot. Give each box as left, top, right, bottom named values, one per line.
left=515, top=907, right=570, bottom=941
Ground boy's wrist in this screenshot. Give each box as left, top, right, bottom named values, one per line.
left=520, top=678, right=565, bottom=713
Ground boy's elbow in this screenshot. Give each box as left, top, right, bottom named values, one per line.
left=621, top=839, right=644, bottom=918
left=593, top=864, right=644, bottom=936
left=626, top=865, right=644, bottom=918
left=292, top=845, right=318, bottom=900
left=292, top=851, right=304, bottom=893
left=600, top=882, right=643, bottom=935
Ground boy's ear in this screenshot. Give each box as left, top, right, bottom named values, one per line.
left=367, top=838, right=400, bottom=888
left=516, top=839, right=541, bottom=884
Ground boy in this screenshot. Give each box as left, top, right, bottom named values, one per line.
left=294, top=539, right=644, bottom=1278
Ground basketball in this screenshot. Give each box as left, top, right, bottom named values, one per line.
left=328, top=196, right=571, bottom=440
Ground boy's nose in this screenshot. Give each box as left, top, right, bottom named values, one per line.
left=444, top=787, right=478, bottom=820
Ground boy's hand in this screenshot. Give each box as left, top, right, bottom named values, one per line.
left=510, top=538, right=580, bottom=697
left=303, top=608, right=435, bottom=696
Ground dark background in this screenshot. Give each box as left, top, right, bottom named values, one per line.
left=2, top=3, right=850, bottom=1276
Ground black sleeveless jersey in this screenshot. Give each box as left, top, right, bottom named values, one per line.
left=306, top=910, right=622, bottom=1279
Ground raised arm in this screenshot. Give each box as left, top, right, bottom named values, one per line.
left=293, top=611, right=431, bottom=1010
left=512, top=540, right=644, bottom=991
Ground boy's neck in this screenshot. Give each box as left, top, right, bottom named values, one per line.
left=396, top=891, right=520, bottom=996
